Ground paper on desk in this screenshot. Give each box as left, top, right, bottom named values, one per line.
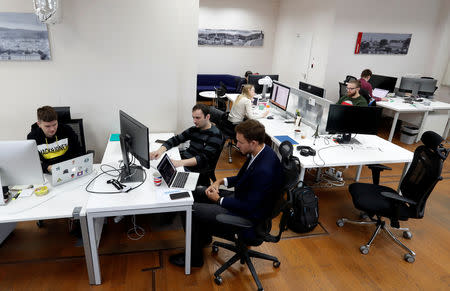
left=18, top=188, right=34, bottom=198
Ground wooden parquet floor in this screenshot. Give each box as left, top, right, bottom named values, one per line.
left=0, top=120, right=449, bottom=290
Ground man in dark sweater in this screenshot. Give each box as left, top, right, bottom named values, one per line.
left=150, top=103, right=223, bottom=185
left=337, top=80, right=368, bottom=106
left=27, top=106, right=83, bottom=173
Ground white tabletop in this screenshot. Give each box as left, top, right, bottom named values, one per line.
left=377, top=97, right=450, bottom=112
left=199, top=91, right=217, bottom=99
left=0, top=171, right=94, bottom=223
left=86, top=133, right=194, bottom=214
left=259, top=113, right=413, bottom=169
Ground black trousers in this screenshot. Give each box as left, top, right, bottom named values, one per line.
left=189, top=187, right=236, bottom=262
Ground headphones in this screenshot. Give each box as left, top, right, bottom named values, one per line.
left=107, top=179, right=130, bottom=192
left=296, top=146, right=316, bottom=157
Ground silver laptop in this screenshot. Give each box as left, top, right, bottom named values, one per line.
left=51, top=153, right=94, bottom=186
left=373, top=88, right=389, bottom=99
left=157, top=154, right=199, bottom=190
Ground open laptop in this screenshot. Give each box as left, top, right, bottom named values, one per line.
left=51, top=153, right=94, bottom=186
left=157, top=154, right=199, bottom=190
left=372, top=88, right=389, bottom=99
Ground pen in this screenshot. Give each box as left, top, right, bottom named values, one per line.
left=12, top=192, right=21, bottom=200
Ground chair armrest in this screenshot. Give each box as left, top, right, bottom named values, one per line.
left=216, top=214, right=253, bottom=229
left=380, top=191, right=416, bottom=205
left=368, top=164, right=392, bottom=171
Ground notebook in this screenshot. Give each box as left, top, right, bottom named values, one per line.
left=51, top=153, right=94, bottom=186
left=156, top=154, right=199, bottom=190
left=372, top=88, right=389, bottom=99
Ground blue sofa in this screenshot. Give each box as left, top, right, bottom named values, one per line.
left=197, top=74, right=244, bottom=95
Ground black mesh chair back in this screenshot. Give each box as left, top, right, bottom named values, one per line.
left=399, top=141, right=447, bottom=219
left=339, top=82, right=347, bottom=97
left=344, top=75, right=357, bottom=82
left=53, top=106, right=71, bottom=122
left=359, top=88, right=374, bottom=105
left=64, top=119, right=87, bottom=155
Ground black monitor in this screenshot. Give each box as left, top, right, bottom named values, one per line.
left=248, top=74, right=279, bottom=95
left=369, top=74, right=397, bottom=93
left=326, top=104, right=382, bottom=143
left=299, top=81, right=325, bottom=98
left=269, top=81, right=290, bottom=111
left=119, top=110, right=150, bottom=183
left=53, top=106, right=71, bottom=122
left=398, top=77, right=437, bottom=97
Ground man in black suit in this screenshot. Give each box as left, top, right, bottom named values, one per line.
left=170, top=119, right=283, bottom=267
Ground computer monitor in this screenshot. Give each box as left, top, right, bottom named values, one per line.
left=247, top=74, right=279, bottom=95
left=368, top=74, right=397, bottom=93
left=398, top=77, right=437, bottom=97
left=53, top=106, right=71, bottom=122
left=0, top=140, right=44, bottom=200
left=299, top=81, right=325, bottom=98
left=119, top=110, right=150, bottom=183
left=269, top=81, right=290, bottom=111
left=326, top=104, right=382, bottom=143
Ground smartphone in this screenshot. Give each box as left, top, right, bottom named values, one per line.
left=155, top=139, right=166, bottom=144
left=170, top=192, right=190, bottom=200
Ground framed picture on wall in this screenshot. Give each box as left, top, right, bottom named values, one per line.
left=0, top=12, right=51, bottom=61
left=198, top=29, right=264, bottom=47
left=355, top=32, right=412, bottom=55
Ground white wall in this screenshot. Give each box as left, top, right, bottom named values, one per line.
left=0, top=0, right=198, bottom=160
left=272, top=0, right=335, bottom=88
left=198, top=0, right=279, bottom=76
left=323, top=0, right=445, bottom=102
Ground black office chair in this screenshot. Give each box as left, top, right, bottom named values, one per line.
left=208, top=106, right=238, bottom=163
left=215, top=82, right=228, bottom=112
left=211, top=141, right=300, bottom=291
left=336, top=131, right=449, bottom=263
left=344, top=75, right=357, bottom=82
left=196, top=135, right=225, bottom=186
left=339, top=82, right=347, bottom=98
left=359, top=88, right=376, bottom=106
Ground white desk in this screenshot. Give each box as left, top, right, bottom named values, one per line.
left=85, top=133, right=194, bottom=285
left=0, top=171, right=97, bottom=284
left=258, top=112, right=414, bottom=187
left=377, top=97, right=450, bottom=142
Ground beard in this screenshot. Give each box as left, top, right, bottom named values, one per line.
left=347, top=91, right=356, bottom=98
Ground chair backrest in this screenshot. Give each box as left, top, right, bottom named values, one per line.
left=53, top=106, right=71, bottom=122
left=359, top=88, right=373, bottom=105
left=63, top=118, right=87, bottom=155
left=339, top=82, right=347, bottom=98
left=344, top=75, right=357, bottom=82
left=400, top=131, right=448, bottom=218
left=208, top=106, right=235, bottom=139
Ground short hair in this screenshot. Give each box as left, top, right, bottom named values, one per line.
left=245, top=70, right=253, bottom=78
left=348, top=80, right=361, bottom=88
left=37, top=106, right=58, bottom=122
left=192, top=103, right=210, bottom=117
left=361, top=69, right=372, bottom=78
left=235, top=119, right=265, bottom=144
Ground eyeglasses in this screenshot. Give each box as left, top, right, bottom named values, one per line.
left=346, top=87, right=357, bottom=91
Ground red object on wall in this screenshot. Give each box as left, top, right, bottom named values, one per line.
left=355, top=32, right=363, bottom=54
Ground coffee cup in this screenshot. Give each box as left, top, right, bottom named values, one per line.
left=294, top=129, right=301, bottom=139
left=153, top=172, right=162, bottom=186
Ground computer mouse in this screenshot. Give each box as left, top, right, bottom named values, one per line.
left=267, top=116, right=274, bottom=119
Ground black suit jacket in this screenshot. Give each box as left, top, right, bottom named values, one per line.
left=222, top=145, right=282, bottom=221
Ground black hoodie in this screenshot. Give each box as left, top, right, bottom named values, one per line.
left=27, top=123, right=83, bottom=173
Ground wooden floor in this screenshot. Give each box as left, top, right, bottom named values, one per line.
left=0, top=121, right=449, bottom=291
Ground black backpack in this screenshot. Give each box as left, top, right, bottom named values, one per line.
left=288, top=185, right=319, bottom=233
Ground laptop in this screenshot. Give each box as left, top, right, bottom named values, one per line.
left=51, top=153, right=94, bottom=186
left=372, top=88, right=389, bottom=99
left=156, top=154, right=199, bottom=190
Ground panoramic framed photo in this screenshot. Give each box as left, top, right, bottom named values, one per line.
left=355, top=32, right=412, bottom=55
left=198, top=29, right=264, bottom=47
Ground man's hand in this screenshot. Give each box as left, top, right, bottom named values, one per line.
left=171, top=159, right=184, bottom=168
left=205, top=185, right=220, bottom=202
left=47, top=165, right=52, bottom=173
left=149, top=146, right=167, bottom=160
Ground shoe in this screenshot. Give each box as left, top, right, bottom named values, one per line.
left=169, top=253, right=204, bottom=268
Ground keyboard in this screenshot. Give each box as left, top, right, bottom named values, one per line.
left=172, top=172, right=189, bottom=188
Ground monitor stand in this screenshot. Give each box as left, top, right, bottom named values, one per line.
left=1, top=177, right=8, bottom=205
left=335, top=133, right=361, bottom=145
left=119, top=165, right=145, bottom=183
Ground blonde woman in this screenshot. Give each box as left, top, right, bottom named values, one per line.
left=228, top=84, right=269, bottom=124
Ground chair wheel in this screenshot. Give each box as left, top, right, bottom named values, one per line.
left=273, top=261, right=281, bottom=268
left=36, top=220, right=44, bottom=228
left=214, top=276, right=223, bottom=285
left=360, top=245, right=369, bottom=255
left=336, top=219, right=344, bottom=227
left=228, top=157, right=232, bottom=163
left=403, top=231, right=412, bottom=239
left=212, top=245, right=219, bottom=253
left=404, top=253, right=415, bottom=263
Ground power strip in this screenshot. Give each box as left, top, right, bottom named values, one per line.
left=324, top=168, right=343, bottom=182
